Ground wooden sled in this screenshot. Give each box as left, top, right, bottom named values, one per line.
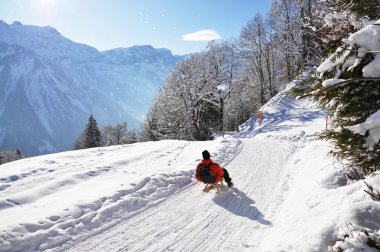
left=202, top=180, right=224, bottom=193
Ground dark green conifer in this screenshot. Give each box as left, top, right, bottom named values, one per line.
left=15, top=148, right=23, bottom=160
left=308, top=32, right=380, bottom=175
left=84, top=114, right=102, bottom=148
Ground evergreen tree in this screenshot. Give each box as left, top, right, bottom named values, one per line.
left=15, top=148, right=23, bottom=160
left=74, top=114, right=102, bottom=150
left=0, top=153, right=5, bottom=165
left=298, top=22, right=380, bottom=176
left=84, top=114, right=102, bottom=148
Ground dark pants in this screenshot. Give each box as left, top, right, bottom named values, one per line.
left=222, top=168, right=232, bottom=183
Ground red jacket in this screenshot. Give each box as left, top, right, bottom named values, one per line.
left=195, top=159, right=224, bottom=183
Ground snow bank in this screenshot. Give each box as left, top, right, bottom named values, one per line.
left=239, top=76, right=380, bottom=251
left=258, top=139, right=380, bottom=251
left=0, top=137, right=241, bottom=251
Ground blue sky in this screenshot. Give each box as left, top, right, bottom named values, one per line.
left=0, top=0, right=271, bottom=55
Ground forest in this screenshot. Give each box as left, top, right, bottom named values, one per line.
left=142, top=0, right=379, bottom=143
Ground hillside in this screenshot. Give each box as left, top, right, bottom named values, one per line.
left=1, top=81, right=379, bottom=251
left=0, top=21, right=184, bottom=156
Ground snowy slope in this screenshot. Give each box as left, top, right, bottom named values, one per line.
left=0, top=82, right=379, bottom=252
left=0, top=21, right=184, bottom=156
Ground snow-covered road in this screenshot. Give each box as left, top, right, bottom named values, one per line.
left=57, top=138, right=288, bottom=252
left=8, top=84, right=370, bottom=252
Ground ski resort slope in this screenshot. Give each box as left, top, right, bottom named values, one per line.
left=1, top=83, right=379, bottom=251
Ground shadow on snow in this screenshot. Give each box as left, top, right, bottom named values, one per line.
left=212, top=187, right=271, bottom=226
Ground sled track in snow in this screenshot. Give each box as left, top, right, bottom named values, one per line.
left=57, top=138, right=289, bottom=252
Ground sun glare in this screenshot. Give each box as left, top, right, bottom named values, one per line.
left=39, top=0, right=55, bottom=9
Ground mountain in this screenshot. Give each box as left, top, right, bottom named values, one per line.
left=0, top=21, right=184, bottom=156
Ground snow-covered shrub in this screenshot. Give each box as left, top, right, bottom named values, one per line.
left=330, top=224, right=380, bottom=251
left=0, top=149, right=21, bottom=165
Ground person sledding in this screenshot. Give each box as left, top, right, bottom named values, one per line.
left=195, top=150, right=233, bottom=192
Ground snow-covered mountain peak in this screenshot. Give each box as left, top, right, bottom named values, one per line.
left=0, top=20, right=100, bottom=62
left=0, top=22, right=185, bottom=156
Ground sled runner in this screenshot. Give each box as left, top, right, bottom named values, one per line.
left=202, top=180, right=224, bottom=193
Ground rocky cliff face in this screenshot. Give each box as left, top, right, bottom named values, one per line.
left=0, top=21, right=183, bottom=156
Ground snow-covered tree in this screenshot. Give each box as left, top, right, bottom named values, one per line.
left=206, top=40, right=238, bottom=133
left=125, top=130, right=139, bottom=144
left=268, top=0, right=302, bottom=81
left=225, top=73, right=261, bottom=131
left=100, top=124, right=115, bottom=146
left=240, top=13, right=277, bottom=104
left=113, top=122, right=127, bottom=145
left=100, top=122, right=129, bottom=146
left=302, top=20, right=380, bottom=175
left=143, top=50, right=225, bottom=140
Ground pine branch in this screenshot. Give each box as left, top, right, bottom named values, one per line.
left=297, top=77, right=380, bottom=99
